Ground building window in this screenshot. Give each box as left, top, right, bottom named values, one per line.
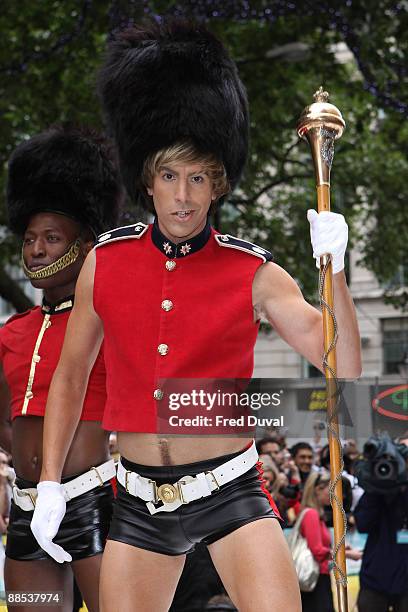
left=383, top=264, right=407, bottom=290
left=382, top=318, right=408, bottom=375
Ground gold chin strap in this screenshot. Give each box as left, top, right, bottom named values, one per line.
left=21, top=239, right=81, bottom=280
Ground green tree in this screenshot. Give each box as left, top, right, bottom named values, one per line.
left=0, top=1, right=137, bottom=309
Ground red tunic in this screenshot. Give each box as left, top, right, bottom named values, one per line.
left=300, top=507, right=332, bottom=574
left=0, top=300, right=106, bottom=421
left=94, top=223, right=271, bottom=432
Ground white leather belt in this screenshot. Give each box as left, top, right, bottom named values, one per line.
left=117, top=441, right=258, bottom=515
left=12, top=459, right=116, bottom=512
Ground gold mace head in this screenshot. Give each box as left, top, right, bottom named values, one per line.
left=297, top=87, right=346, bottom=187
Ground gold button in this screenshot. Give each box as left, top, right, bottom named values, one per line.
left=153, top=389, right=164, bottom=400
left=165, top=260, right=176, bottom=271
left=25, top=391, right=34, bottom=400
left=157, top=344, right=169, bottom=356
left=161, top=300, right=173, bottom=312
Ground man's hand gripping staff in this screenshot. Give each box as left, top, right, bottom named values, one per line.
left=298, top=87, right=356, bottom=612
left=307, top=209, right=348, bottom=274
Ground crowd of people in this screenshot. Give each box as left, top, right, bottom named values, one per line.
left=256, top=431, right=408, bottom=612
left=256, top=433, right=363, bottom=528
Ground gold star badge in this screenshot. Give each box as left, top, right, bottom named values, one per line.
left=180, top=243, right=191, bottom=256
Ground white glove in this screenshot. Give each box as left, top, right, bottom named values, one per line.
left=30, top=481, right=72, bottom=563
left=307, top=209, right=348, bottom=274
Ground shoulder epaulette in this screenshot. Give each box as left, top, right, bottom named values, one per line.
left=214, top=234, right=273, bottom=263
left=3, top=307, right=36, bottom=327
left=95, top=222, right=149, bottom=248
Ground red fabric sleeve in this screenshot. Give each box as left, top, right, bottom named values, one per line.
left=289, top=499, right=301, bottom=516
left=300, top=508, right=331, bottom=563
left=286, top=476, right=301, bottom=512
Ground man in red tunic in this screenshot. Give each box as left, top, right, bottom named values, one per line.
left=1, top=125, right=121, bottom=610
left=31, top=22, right=361, bottom=611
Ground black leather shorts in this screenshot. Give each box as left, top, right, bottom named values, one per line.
left=6, top=474, right=114, bottom=562
left=108, top=448, right=280, bottom=556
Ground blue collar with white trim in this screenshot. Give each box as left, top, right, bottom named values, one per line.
left=151, top=218, right=211, bottom=258
left=41, top=295, right=74, bottom=315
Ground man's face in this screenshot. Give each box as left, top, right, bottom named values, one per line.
left=22, top=212, right=87, bottom=289
left=294, top=449, right=314, bottom=473
left=260, top=442, right=282, bottom=466
left=147, top=162, right=215, bottom=243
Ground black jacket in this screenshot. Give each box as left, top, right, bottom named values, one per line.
left=354, top=489, right=408, bottom=595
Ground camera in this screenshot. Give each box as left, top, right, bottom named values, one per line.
left=354, top=433, right=408, bottom=494
left=313, top=420, right=326, bottom=431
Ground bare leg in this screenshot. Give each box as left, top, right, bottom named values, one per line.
left=72, top=554, right=103, bottom=612
left=5, top=557, right=73, bottom=612
left=208, top=519, right=301, bottom=612
left=99, top=540, right=186, bottom=612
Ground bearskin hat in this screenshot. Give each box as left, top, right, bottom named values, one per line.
left=97, top=19, right=249, bottom=207
left=7, top=124, right=122, bottom=237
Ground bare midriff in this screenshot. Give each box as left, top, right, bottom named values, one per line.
left=117, top=432, right=254, bottom=466
left=12, top=416, right=110, bottom=482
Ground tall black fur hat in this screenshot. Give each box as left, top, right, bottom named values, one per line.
left=97, top=19, right=249, bottom=206
left=7, top=124, right=122, bottom=237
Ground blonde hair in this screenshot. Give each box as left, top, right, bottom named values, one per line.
left=142, top=141, right=230, bottom=204
left=300, top=471, right=330, bottom=516
left=264, top=461, right=282, bottom=497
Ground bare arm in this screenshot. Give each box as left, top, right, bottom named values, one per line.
left=253, top=262, right=361, bottom=378
left=0, top=475, right=9, bottom=527
left=40, top=250, right=103, bottom=482
left=331, top=270, right=362, bottom=377
left=0, top=365, right=11, bottom=454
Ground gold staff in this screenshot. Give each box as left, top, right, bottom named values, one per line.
left=297, top=87, right=348, bottom=612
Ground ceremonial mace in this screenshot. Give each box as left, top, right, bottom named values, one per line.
left=297, top=87, right=348, bottom=612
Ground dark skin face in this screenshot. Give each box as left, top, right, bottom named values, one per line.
left=22, top=212, right=93, bottom=303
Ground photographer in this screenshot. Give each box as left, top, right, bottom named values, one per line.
left=354, top=434, right=408, bottom=612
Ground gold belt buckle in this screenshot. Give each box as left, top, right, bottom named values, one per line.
left=205, top=470, right=220, bottom=490
left=148, top=479, right=159, bottom=504
left=91, top=466, right=104, bottom=487
left=15, top=487, right=37, bottom=508
left=124, top=470, right=159, bottom=503
left=124, top=470, right=132, bottom=493
left=27, top=489, right=37, bottom=507
left=157, top=483, right=179, bottom=504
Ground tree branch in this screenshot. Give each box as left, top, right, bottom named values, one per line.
left=229, top=173, right=310, bottom=207
left=0, top=268, right=33, bottom=313
left=0, top=0, right=92, bottom=75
